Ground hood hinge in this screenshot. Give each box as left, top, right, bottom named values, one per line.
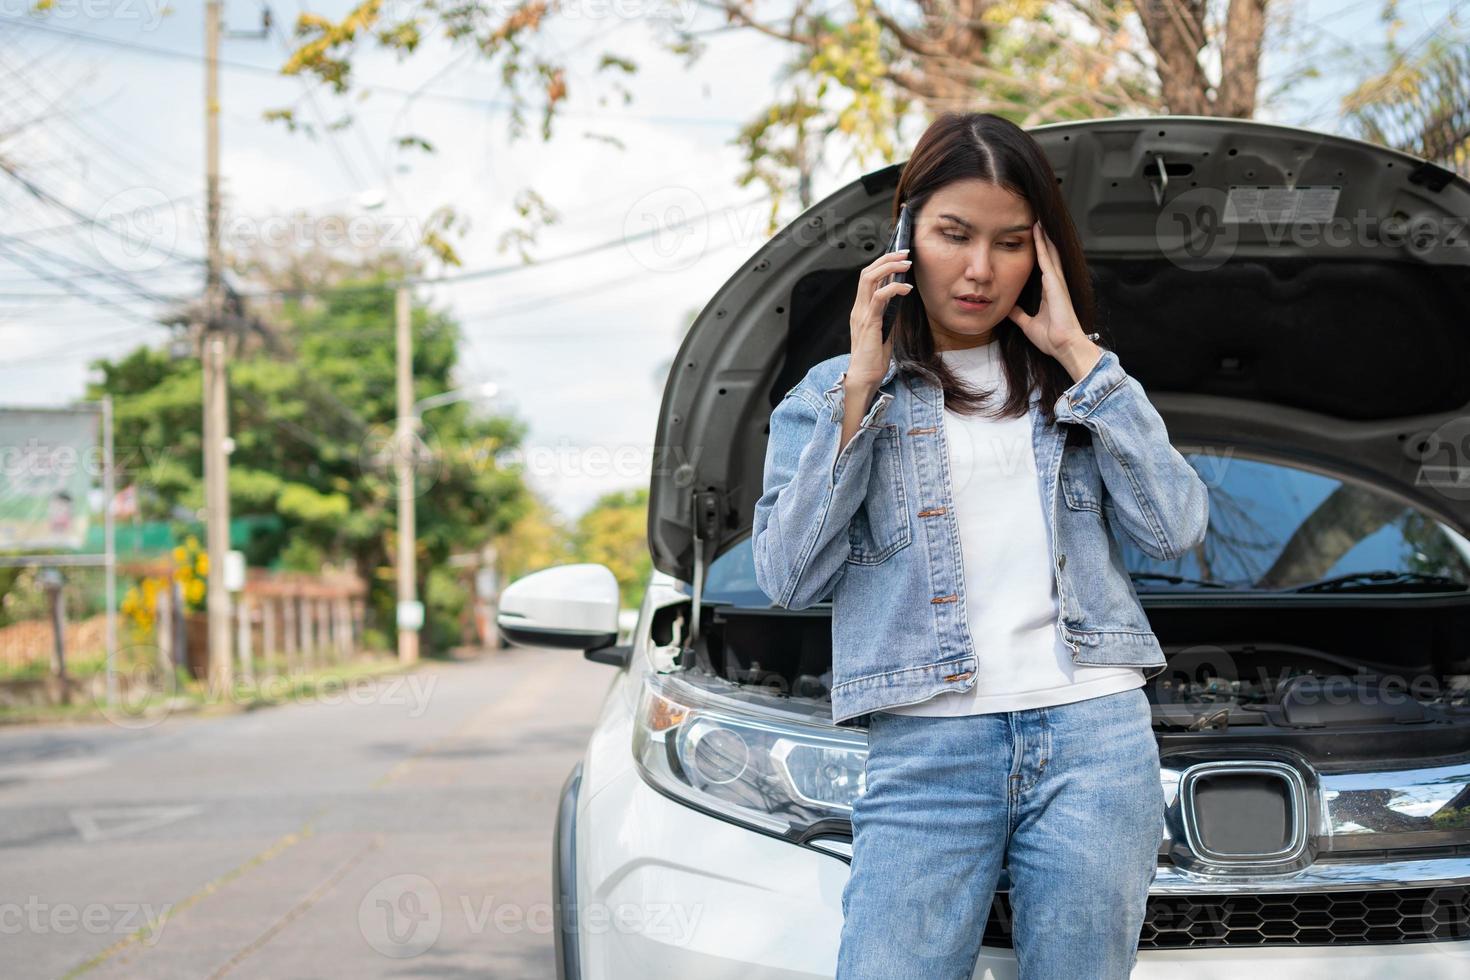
left=1148, top=152, right=1169, bottom=207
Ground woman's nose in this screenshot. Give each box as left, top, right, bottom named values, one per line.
left=964, top=247, right=993, bottom=282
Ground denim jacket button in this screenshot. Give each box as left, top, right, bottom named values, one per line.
left=1057, top=553, right=1066, bottom=570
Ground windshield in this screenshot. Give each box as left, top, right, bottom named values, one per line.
left=694, top=452, right=1470, bottom=602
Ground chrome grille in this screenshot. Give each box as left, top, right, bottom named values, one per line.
left=981, top=885, right=1470, bottom=948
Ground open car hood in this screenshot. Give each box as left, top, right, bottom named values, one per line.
left=648, top=115, right=1470, bottom=585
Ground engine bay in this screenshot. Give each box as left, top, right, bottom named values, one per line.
left=653, top=596, right=1470, bottom=764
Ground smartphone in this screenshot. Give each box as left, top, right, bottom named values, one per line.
left=880, top=202, right=914, bottom=344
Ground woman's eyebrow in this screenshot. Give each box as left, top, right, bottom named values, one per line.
left=937, top=213, right=1032, bottom=233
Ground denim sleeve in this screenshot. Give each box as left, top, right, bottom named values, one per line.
left=1053, top=348, right=1209, bottom=561
left=752, top=372, right=896, bottom=609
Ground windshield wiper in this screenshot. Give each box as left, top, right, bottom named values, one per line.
left=1128, top=572, right=1230, bottom=589
left=1289, top=570, right=1469, bottom=594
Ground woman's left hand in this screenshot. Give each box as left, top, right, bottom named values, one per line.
left=1007, top=220, right=1093, bottom=360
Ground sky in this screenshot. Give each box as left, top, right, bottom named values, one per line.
left=0, top=0, right=1462, bottom=521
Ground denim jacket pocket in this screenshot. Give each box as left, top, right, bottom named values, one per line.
left=1059, top=439, right=1103, bottom=514
left=846, top=425, right=912, bottom=564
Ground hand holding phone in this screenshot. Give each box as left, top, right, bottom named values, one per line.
left=880, top=203, right=914, bottom=344
left=847, top=204, right=915, bottom=391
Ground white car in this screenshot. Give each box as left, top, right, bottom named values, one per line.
left=500, top=115, right=1470, bottom=978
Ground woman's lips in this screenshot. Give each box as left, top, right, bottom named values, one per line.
left=955, top=297, right=992, bottom=311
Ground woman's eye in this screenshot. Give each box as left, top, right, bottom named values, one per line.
left=941, top=232, right=1023, bottom=248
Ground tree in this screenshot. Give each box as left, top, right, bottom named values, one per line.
left=1115, top=0, right=1268, bottom=118
left=270, top=2, right=1311, bottom=246
left=1340, top=5, right=1470, bottom=177
left=493, top=491, right=575, bottom=588
left=86, top=255, right=533, bottom=654
left=572, top=488, right=654, bottom=611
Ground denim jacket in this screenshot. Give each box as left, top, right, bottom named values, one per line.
left=751, top=346, right=1210, bottom=726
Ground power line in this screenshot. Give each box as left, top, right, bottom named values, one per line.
left=457, top=237, right=744, bottom=326
left=0, top=70, right=779, bottom=306
left=234, top=314, right=374, bottom=438
left=233, top=382, right=354, bottom=454
left=0, top=183, right=777, bottom=310
left=260, top=2, right=370, bottom=195
left=0, top=189, right=203, bottom=245
left=0, top=289, right=184, bottom=301
left=3, top=30, right=205, bottom=187
left=1295, top=0, right=1470, bottom=127
left=287, top=0, right=419, bottom=216
left=0, top=39, right=201, bottom=209
left=0, top=233, right=190, bottom=306
left=0, top=14, right=782, bottom=307
left=227, top=190, right=775, bottom=299
left=0, top=261, right=199, bottom=288
left=0, top=238, right=171, bottom=329
left=0, top=303, right=171, bottom=325
left=0, top=14, right=747, bottom=128
left=0, top=157, right=209, bottom=268
left=0, top=325, right=172, bottom=369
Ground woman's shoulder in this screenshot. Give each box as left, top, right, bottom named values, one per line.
left=806, top=352, right=853, bottom=387
left=782, top=353, right=852, bottom=406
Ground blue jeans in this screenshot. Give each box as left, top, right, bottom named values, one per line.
left=836, top=686, right=1166, bottom=979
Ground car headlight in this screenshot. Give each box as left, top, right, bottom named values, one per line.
left=632, top=670, right=867, bottom=840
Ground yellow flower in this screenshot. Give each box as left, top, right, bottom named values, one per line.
left=195, top=552, right=209, bottom=576
left=186, top=579, right=205, bottom=604
left=173, top=546, right=187, bottom=564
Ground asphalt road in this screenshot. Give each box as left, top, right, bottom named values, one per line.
left=0, top=646, right=615, bottom=979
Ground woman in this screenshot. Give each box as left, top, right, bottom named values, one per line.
left=752, top=113, right=1210, bottom=978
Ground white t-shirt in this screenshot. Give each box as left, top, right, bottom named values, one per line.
left=885, top=339, right=1143, bottom=716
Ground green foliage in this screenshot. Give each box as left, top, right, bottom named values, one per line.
left=85, top=268, right=532, bottom=654
left=492, top=492, right=574, bottom=590
left=1341, top=22, right=1470, bottom=170
left=571, top=487, right=653, bottom=611
left=425, top=565, right=468, bottom=654
left=277, top=483, right=352, bottom=526
left=279, top=537, right=327, bottom=574
left=229, top=469, right=286, bottom=510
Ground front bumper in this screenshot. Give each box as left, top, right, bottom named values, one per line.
left=560, top=764, right=1470, bottom=979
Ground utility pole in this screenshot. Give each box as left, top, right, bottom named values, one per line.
left=395, top=285, right=420, bottom=665
left=202, top=0, right=233, bottom=693
left=199, top=4, right=270, bottom=693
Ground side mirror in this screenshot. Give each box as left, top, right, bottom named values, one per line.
left=497, top=564, right=629, bottom=665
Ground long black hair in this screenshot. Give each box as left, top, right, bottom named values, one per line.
left=889, top=112, right=1103, bottom=425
